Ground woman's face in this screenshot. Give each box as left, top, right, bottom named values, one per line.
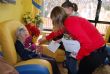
left=63, top=7, right=73, bottom=15
left=20, top=28, right=29, bottom=41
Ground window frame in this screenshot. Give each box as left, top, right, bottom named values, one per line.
left=42, top=0, right=110, bottom=31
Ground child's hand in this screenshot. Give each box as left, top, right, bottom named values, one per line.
left=37, top=35, right=46, bottom=45
left=55, top=39, right=62, bottom=43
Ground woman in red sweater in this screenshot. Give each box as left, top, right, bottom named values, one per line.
left=39, top=6, right=107, bottom=74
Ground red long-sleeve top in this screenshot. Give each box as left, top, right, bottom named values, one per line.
left=46, top=16, right=105, bottom=60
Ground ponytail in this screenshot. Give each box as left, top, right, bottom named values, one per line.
left=62, top=1, right=78, bottom=11
left=72, top=3, right=78, bottom=11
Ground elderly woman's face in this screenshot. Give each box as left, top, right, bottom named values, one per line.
left=20, top=27, right=30, bottom=41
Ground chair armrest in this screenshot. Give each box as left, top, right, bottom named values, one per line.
left=14, top=59, right=52, bottom=74
left=16, top=64, right=49, bottom=74
left=0, top=46, right=2, bottom=56
left=0, top=52, right=3, bottom=56
left=42, top=44, right=65, bottom=62
left=106, top=43, right=110, bottom=46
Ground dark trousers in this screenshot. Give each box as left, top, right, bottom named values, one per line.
left=105, top=46, right=110, bottom=64
left=77, top=45, right=107, bottom=74
left=26, top=53, right=60, bottom=74
left=39, top=54, right=61, bottom=74
left=65, top=52, right=77, bottom=74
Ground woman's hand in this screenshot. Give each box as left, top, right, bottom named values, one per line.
left=55, top=39, right=62, bottom=43
left=38, top=37, right=46, bottom=45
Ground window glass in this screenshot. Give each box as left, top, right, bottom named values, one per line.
left=69, top=0, right=98, bottom=20
left=43, top=0, right=65, bottom=17
left=42, top=0, right=66, bottom=30
left=96, top=23, right=110, bottom=35
left=99, top=0, right=110, bottom=21
left=42, top=0, right=110, bottom=33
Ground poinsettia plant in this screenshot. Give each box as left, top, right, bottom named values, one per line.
left=23, top=12, right=32, bottom=24
left=23, top=12, right=42, bottom=43
left=23, top=12, right=43, bottom=27
left=35, top=14, right=43, bottom=26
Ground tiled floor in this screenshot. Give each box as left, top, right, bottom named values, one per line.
left=58, top=63, right=110, bottom=74
left=92, top=65, right=110, bottom=74
left=58, top=63, right=68, bottom=74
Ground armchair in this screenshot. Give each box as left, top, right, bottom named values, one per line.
left=105, top=26, right=110, bottom=46
left=41, top=44, right=65, bottom=62
left=0, top=20, right=52, bottom=74
left=41, top=31, right=65, bottom=63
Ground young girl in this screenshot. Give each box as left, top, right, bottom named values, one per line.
left=62, top=1, right=79, bottom=74
left=62, top=1, right=79, bottom=16
left=38, top=6, right=107, bottom=74
left=15, top=26, right=60, bottom=74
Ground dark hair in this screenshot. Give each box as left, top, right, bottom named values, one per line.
left=62, top=1, right=78, bottom=12
left=50, top=6, right=67, bottom=31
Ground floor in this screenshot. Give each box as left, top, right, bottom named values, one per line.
left=58, top=63, right=110, bottom=74
left=92, top=65, right=110, bottom=74
left=58, top=63, right=68, bottom=74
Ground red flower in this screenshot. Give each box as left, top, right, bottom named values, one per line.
left=25, top=23, right=40, bottom=37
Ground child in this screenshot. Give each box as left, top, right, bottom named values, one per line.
left=38, top=6, right=107, bottom=74
left=52, top=2, right=79, bottom=73
left=62, top=1, right=79, bottom=74
left=62, top=1, right=79, bottom=16
left=15, top=26, right=60, bottom=74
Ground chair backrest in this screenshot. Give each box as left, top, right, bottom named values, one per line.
left=0, top=20, right=23, bottom=65
left=105, top=26, right=110, bottom=43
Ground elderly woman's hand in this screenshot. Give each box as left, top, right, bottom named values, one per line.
left=35, top=45, right=43, bottom=54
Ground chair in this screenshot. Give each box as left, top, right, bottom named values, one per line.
left=16, top=64, right=49, bottom=74
left=0, top=20, right=52, bottom=74
left=41, top=31, right=65, bottom=63
left=105, top=26, right=110, bottom=46
left=0, top=45, right=1, bottom=52
left=41, top=44, right=65, bottom=62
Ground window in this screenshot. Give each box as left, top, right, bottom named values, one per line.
left=97, top=0, right=110, bottom=35
left=42, top=0, right=98, bottom=30
left=99, top=0, right=110, bottom=21
left=42, top=0, right=110, bottom=35
left=69, top=0, right=110, bottom=35
left=69, top=0, right=97, bottom=20
left=43, top=0, right=65, bottom=17
left=42, top=0, right=66, bottom=30
left=96, top=24, right=110, bottom=35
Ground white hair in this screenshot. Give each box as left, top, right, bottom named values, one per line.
left=16, top=25, right=26, bottom=39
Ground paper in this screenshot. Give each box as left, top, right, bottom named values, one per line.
left=62, top=38, right=80, bottom=58
left=48, top=40, right=61, bottom=53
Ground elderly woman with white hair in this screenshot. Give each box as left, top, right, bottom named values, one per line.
left=15, top=25, right=61, bottom=74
